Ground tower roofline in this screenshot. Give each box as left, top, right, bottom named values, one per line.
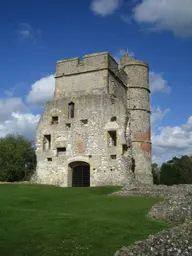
left=56, top=52, right=127, bottom=85
left=120, top=53, right=149, bottom=69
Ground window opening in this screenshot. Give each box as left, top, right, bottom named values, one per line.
left=111, top=116, right=117, bottom=122
left=68, top=102, right=75, bottom=118
left=108, top=131, right=117, bottom=147
left=43, top=135, right=51, bottom=151
left=57, top=147, right=66, bottom=156
left=81, top=119, right=88, bottom=125
left=122, top=144, right=128, bottom=154
left=51, top=116, right=58, bottom=124
left=66, top=123, right=71, bottom=128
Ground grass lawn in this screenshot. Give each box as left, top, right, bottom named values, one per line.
left=0, top=184, right=171, bottom=256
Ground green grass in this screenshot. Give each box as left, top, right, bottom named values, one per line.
left=0, top=184, right=171, bottom=256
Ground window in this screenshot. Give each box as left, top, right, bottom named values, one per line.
left=122, top=144, right=128, bottom=154
left=108, top=131, right=117, bottom=147
left=43, top=135, right=51, bottom=151
left=110, top=116, right=116, bottom=122
left=111, top=95, right=116, bottom=104
left=81, top=119, right=88, bottom=125
left=47, top=157, right=52, bottom=162
left=51, top=116, right=58, bottom=124
left=110, top=155, right=116, bottom=159
left=68, top=102, right=75, bottom=118
left=132, top=158, right=135, bottom=173
left=66, top=123, right=71, bottom=128
left=57, top=147, right=66, bottom=156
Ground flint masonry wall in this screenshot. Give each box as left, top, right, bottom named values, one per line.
left=35, top=94, right=134, bottom=186
left=121, top=55, right=153, bottom=184
left=54, top=52, right=127, bottom=99
left=34, top=51, right=152, bottom=187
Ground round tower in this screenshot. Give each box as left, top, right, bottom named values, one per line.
left=120, top=53, right=153, bottom=184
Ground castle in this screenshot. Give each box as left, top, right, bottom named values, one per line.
left=34, top=52, right=153, bottom=187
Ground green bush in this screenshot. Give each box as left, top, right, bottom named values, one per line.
left=152, top=155, right=192, bottom=185
left=0, top=134, right=36, bottom=182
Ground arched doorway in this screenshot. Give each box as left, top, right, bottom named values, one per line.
left=69, top=161, right=90, bottom=187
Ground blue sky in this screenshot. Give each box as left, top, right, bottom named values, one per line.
left=0, top=0, right=192, bottom=165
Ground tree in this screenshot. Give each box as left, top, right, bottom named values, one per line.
left=177, top=155, right=192, bottom=184
left=160, top=155, right=192, bottom=185
left=152, top=163, right=160, bottom=185
left=0, top=134, right=36, bottom=182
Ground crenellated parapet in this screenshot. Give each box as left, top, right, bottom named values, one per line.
left=56, top=52, right=127, bottom=86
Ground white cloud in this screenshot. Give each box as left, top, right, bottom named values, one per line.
left=91, top=0, right=122, bottom=16
left=151, top=110, right=192, bottom=165
left=0, top=74, right=55, bottom=140
left=151, top=107, right=170, bottom=132
left=0, top=112, right=40, bottom=140
left=17, top=23, right=42, bottom=42
left=0, top=96, right=40, bottom=140
left=17, top=23, right=34, bottom=40
left=133, top=0, right=192, bottom=37
left=0, top=97, right=28, bottom=121
left=26, top=74, right=55, bottom=106
left=150, top=71, right=171, bottom=94
left=153, top=118, right=192, bottom=150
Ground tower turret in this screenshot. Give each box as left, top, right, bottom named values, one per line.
left=120, top=53, right=153, bottom=184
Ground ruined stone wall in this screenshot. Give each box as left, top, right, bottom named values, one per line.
left=34, top=93, right=134, bottom=187
left=55, top=70, right=108, bottom=99
left=128, top=65, right=152, bottom=184
left=34, top=51, right=152, bottom=187
left=114, top=184, right=192, bottom=256
left=54, top=52, right=127, bottom=99
left=121, top=55, right=152, bottom=184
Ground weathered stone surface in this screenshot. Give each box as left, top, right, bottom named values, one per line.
left=115, top=221, right=192, bottom=256
left=113, top=184, right=192, bottom=256
left=33, top=52, right=152, bottom=186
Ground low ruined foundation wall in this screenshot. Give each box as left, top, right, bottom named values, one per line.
left=113, top=184, right=192, bottom=256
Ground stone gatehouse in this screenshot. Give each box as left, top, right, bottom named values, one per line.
left=33, top=52, right=153, bottom=187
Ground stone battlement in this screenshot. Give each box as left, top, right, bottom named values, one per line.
left=56, top=52, right=127, bottom=85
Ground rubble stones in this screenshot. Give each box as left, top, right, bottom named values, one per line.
left=113, top=184, right=192, bottom=256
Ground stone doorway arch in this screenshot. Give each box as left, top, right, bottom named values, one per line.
left=69, top=161, right=90, bottom=187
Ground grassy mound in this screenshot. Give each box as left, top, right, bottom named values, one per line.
left=0, top=185, right=171, bottom=256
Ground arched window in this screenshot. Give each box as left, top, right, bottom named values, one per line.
left=68, top=102, right=74, bottom=118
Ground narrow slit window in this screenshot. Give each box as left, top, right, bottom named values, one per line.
left=108, top=131, right=117, bottom=147
left=68, top=102, right=75, bottom=118
left=51, top=116, right=58, bottom=124
left=47, top=157, right=52, bottom=162
left=57, top=147, right=66, bottom=156
left=122, top=144, right=128, bottom=154
left=43, top=135, right=51, bottom=151
left=110, top=155, right=116, bottom=159
left=132, top=158, right=135, bottom=173
left=111, top=95, right=116, bottom=105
